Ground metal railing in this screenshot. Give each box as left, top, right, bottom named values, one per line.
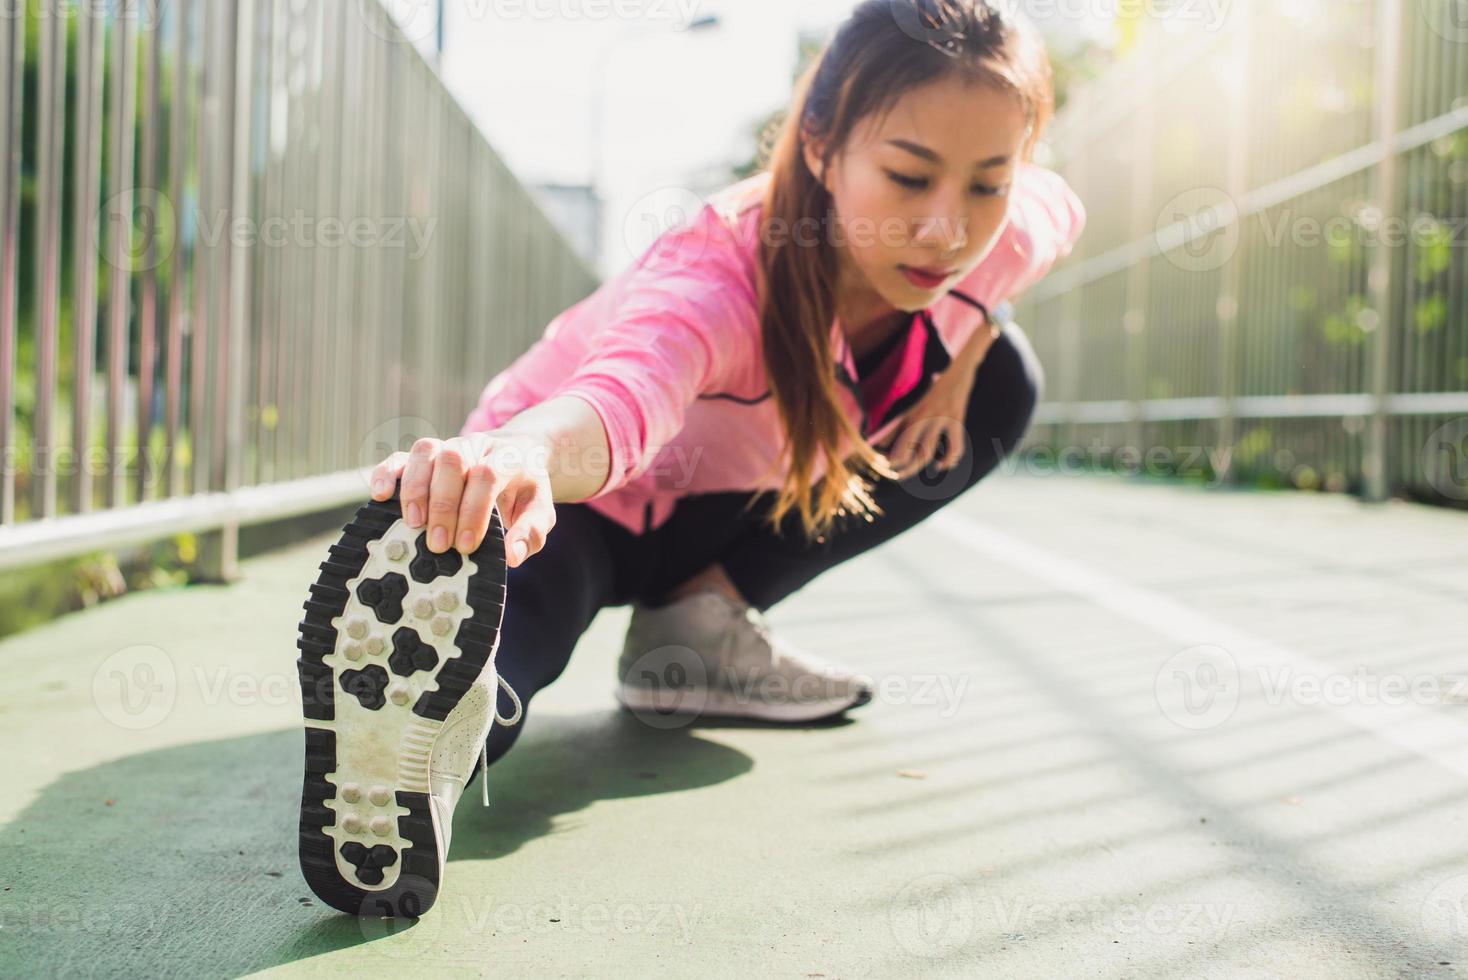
left=1018, top=0, right=1468, bottom=504
left=0, top=0, right=599, bottom=574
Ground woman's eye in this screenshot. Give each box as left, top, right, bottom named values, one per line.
left=886, top=171, right=1010, bottom=197
left=886, top=170, right=928, bottom=190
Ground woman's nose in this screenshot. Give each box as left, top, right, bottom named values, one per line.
left=914, top=211, right=969, bottom=256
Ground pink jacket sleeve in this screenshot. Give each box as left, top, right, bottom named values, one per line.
left=548, top=207, right=758, bottom=501
left=995, top=162, right=1087, bottom=301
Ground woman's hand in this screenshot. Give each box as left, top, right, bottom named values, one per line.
left=368, top=430, right=557, bottom=568
left=884, top=319, right=1001, bottom=480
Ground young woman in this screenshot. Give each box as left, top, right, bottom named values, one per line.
left=297, top=0, right=1085, bottom=916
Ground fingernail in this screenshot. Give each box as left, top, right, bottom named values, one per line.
left=512, top=539, right=528, bottom=562
left=371, top=478, right=386, bottom=496
left=407, top=503, right=422, bottom=525
left=430, top=526, right=447, bottom=551
left=458, top=531, right=475, bottom=552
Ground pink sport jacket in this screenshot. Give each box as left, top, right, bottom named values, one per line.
left=460, top=163, right=1086, bottom=536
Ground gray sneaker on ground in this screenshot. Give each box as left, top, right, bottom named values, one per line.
left=616, top=587, right=873, bottom=723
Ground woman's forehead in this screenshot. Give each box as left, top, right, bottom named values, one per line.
left=852, top=80, right=1029, bottom=162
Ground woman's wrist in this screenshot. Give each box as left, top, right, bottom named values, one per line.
left=486, top=394, right=613, bottom=503
left=953, top=319, right=1001, bottom=375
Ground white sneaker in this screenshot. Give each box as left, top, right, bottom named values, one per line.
left=616, top=587, right=873, bottom=723
left=296, top=490, right=520, bottom=917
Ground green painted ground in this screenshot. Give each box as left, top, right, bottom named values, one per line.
left=3, top=472, right=1467, bottom=978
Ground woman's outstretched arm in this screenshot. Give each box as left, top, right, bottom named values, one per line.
left=366, top=392, right=612, bottom=568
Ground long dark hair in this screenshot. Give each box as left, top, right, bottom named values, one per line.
left=755, top=0, right=1055, bottom=540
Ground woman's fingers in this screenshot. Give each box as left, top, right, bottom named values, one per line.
left=886, top=421, right=925, bottom=474
left=370, top=452, right=410, bottom=500
left=499, top=480, right=556, bottom=567
left=454, top=458, right=500, bottom=554
left=893, top=420, right=940, bottom=479
left=424, top=439, right=470, bottom=553
left=399, top=437, right=440, bottom=527
left=933, top=419, right=967, bottom=470
left=892, top=416, right=969, bottom=479
left=384, top=430, right=554, bottom=563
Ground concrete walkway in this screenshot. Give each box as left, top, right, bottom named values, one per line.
left=2, top=471, right=1467, bottom=978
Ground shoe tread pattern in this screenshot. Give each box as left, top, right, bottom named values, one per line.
left=295, top=486, right=507, bottom=916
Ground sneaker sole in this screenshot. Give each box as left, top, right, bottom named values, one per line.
left=295, top=488, right=507, bottom=917
left=615, top=683, right=872, bottom=724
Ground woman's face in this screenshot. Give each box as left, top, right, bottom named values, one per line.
left=803, top=73, right=1032, bottom=319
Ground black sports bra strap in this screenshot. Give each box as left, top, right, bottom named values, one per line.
left=945, top=287, right=992, bottom=322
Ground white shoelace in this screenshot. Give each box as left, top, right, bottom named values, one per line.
left=479, top=665, right=523, bottom=807
left=744, top=605, right=840, bottom=678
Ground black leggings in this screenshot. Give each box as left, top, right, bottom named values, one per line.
left=480, top=323, right=1044, bottom=767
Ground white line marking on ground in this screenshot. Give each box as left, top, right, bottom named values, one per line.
left=928, top=509, right=1468, bottom=780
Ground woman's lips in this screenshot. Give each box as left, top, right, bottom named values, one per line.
left=899, top=265, right=954, bottom=289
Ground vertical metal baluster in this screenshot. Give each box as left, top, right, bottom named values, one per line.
left=463, top=139, right=481, bottom=427
left=307, top=0, right=330, bottom=476
left=164, top=0, right=190, bottom=500
left=290, top=0, right=315, bottom=479
left=261, top=0, right=283, bottom=483
left=453, top=107, right=467, bottom=419
left=490, top=156, right=508, bottom=386
left=226, top=0, right=256, bottom=503
left=209, top=0, right=234, bottom=495
left=1217, top=5, right=1252, bottom=487
left=365, top=20, right=386, bottom=446
left=330, top=7, right=357, bottom=472
left=1059, top=130, right=1088, bottom=456
left=0, top=3, right=23, bottom=525
left=295, top=0, right=314, bottom=476
left=189, top=0, right=212, bottom=495
left=105, top=3, right=136, bottom=509
left=1366, top=0, right=1404, bottom=502
left=342, top=7, right=367, bottom=464
left=379, top=10, right=401, bottom=458
left=135, top=5, right=162, bottom=504
left=280, top=0, right=302, bottom=480
left=70, top=1, right=104, bottom=514
left=353, top=3, right=374, bottom=461
left=422, top=63, right=441, bottom=432
left=34, top=1, right=67, bottom=519
left=243, top=0, right=267, bottom=487
left=378, top=28, right=398, bottom=446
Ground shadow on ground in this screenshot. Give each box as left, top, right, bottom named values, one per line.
left=0, top=709, right=751, bottom=976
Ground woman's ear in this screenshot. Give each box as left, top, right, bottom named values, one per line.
left=801, top=132, right=831, bottom=192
